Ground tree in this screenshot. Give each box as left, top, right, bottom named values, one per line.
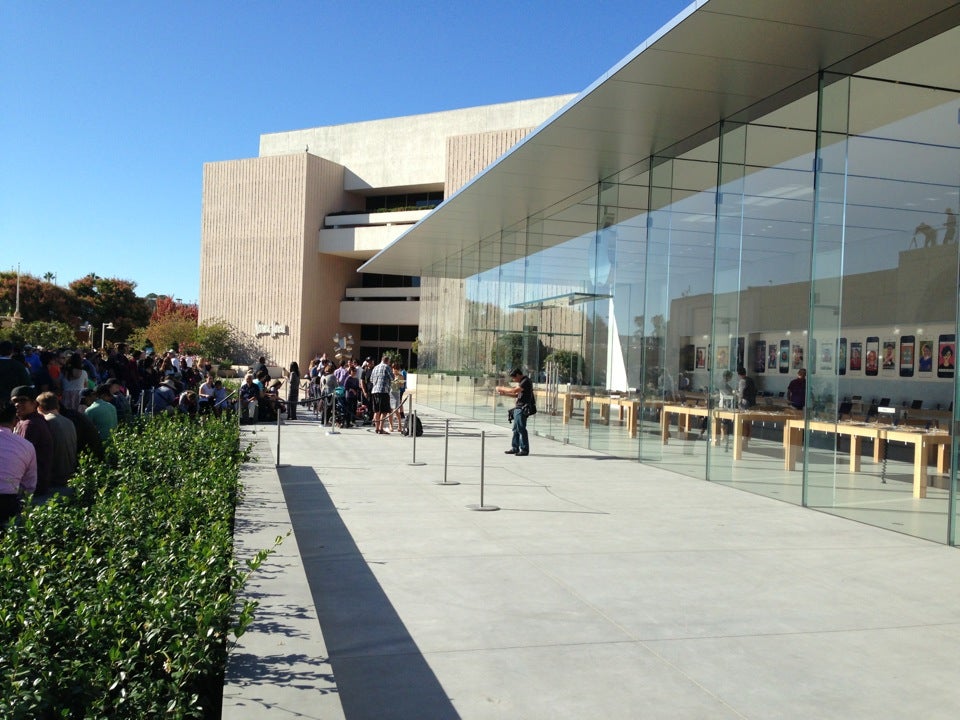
left=70, top=274, right=151, bottom=343
left=0, top=272, right=79, bottom=324
left=195, top=320, right=240, bottom=363
left=151, top=296, right=198, bottom=324
left=490, top=331, right=547, bottom=374
left=543, top=349, right=586, bottom=383
left=0, top=321, right=78, bottom=349
left=128, top=316, right=198, bottom=358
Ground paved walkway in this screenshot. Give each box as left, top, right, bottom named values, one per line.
left=222, top=409, right=960, bottom=719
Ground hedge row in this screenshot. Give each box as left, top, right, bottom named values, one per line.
left=0, top=415, right=271, bottom=719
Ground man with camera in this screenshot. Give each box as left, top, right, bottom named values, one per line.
left=496, top=367, right=534, bottom=457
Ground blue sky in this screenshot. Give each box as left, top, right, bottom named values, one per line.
left=1, top=0, right=687, bottom=305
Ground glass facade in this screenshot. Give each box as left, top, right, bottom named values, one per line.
left=415, top=29, right=960, bottom=543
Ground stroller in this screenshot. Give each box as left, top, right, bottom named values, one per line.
left=322, top=386, right=352, bottom=427
left=355, top=401, right=371, bottom=426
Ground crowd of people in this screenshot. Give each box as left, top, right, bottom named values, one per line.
left=297, top=353, right=408, bottom=433
left=0, top=339, right=234, bottom=528
left=0, top=338, right=413, bottom=528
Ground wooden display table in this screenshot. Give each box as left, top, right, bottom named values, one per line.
left=785, top=419, right=884, bottom=472
left=660, top=404, right=713, bottom=444
left=882, top=427, right=951, bottom=498
left=712, top=408, right=796, bottom=460
left=784, top=420, right=951, bottom=498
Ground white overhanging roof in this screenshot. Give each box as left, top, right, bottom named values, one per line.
left=360, top=0, right=960, bottom=278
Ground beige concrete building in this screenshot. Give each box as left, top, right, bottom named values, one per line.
left=199, top=95, right=573, bottom=369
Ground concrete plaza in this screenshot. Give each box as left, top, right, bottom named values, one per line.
left=222, top=408, right=960, bottom=719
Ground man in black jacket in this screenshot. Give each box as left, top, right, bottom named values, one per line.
left=496, top=367, right=534, bottom=456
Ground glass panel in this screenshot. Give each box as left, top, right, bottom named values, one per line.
left=643, top=144, right=721, bottom=477
left=409, top=24, right=960, bottom=546
left=521, top=189, right=597, bottom=449
left=809, top=67, right=960, bottom=543
left=705, top=115, right=817, bottom=504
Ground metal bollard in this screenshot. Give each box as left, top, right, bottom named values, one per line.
left=409, top=409, right=426, bottom=466
left=436, top=418, right=459, bottom=485
left=275, top=408, right=288, bottom=468
left=468, top=430, right=499, bottom=511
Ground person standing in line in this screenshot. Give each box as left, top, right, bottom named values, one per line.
left=343, top=366, right=361, bottom=428
left=36, top=392, right=77, bottom=494
left=370, top=355, right=393, bottom=434
left=286, top=362, right=301, bottom=420
left=496, top=367, right=533, bottom=456
left=85, top=385, right=119, bottom=443
left=11, top=385, right=53, bottom=496
left=0, top=403, right=37, bottom=527
left=0, top=341, right=31, bottom=408
left=389, top=362, right=406, bottom=432
left=360, top=358, right=373, bottom=424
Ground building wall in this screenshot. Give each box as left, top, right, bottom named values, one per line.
left=201, top=97, right=576, bottom=371
left=200, top=153, right=361, bottom=369
left=300, top=155, right=363, bottom=366
left=259, top=96, right=574, bottom=192
left=446, top=127, right=537, bottom=194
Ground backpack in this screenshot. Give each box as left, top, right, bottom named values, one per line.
left=402, top=415, right=423, bottom=437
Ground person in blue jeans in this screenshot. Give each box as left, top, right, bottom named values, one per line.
left=496, top=367, right=533, bottom=456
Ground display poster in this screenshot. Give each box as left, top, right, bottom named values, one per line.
left=819, top=343, right=833, bottom=373
left=918, top=339, right=934, bottom=373
left=938, top=334, right=955, bottom=378
left=791, top=343, right=804, bottom=370
left=754, top=341, right=766, bottom=373
left=881, top=339, right=897, bottom=372
left=849, top=341, right=862, bottom=372
left=768, top=343, right=778, bottom=370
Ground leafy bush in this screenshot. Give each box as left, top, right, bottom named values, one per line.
left=0, top=320, right=80, bottom=349
left=0, top=415, right=272, bottom=719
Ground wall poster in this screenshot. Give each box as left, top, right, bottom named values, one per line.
left=881, top=338, right=897, bottom=372
left=918, top=339, right=934, bottom=373
left=849, top=341, right=862, bottom=372
left=754, top=341, right=766, bottom=373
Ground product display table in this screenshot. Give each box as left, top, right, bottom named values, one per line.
left=882, top=426, right=951, bottom=498
left=712, top=408, right=797, bottom=460
left=784, top=420, right=951, bottom=498
left=784, top=419, right=884, bottom=472
left=660, top=404, right=713, bottom=444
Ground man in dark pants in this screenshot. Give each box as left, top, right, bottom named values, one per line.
left=496, top=367, right=533, bottom=456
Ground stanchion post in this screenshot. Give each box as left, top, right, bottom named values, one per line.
left=408, top=409, right=426, bottom=466
left=326, top=391, right=339, bottom=435
left=275, top=408, right=289, bottom=468
left=468, top=430, right=499, bottom=511
left=436, top=418, right=459, bottom=485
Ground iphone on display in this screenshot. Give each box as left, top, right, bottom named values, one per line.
left=779, top=339, right=790, bottom=373
left=865, top=337, right=879, bottom=376
left=938, top=334, right=955, bottom=378
left=838, top=338, right=847, bottom=376
left=899, top=335, right=914, bottom=377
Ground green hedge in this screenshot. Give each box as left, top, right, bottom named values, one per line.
left=0, top=415, right=272, bottom=719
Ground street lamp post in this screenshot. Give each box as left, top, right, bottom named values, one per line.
left=101, top=322, right=116, bottom=351
left=79, top=322, right=93, bottom=346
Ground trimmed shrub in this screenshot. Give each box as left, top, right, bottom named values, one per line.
left=0, top=415, right=272, bottom=719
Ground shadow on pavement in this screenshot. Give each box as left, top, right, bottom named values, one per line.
left=278, top=465, right=460, bottom=720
